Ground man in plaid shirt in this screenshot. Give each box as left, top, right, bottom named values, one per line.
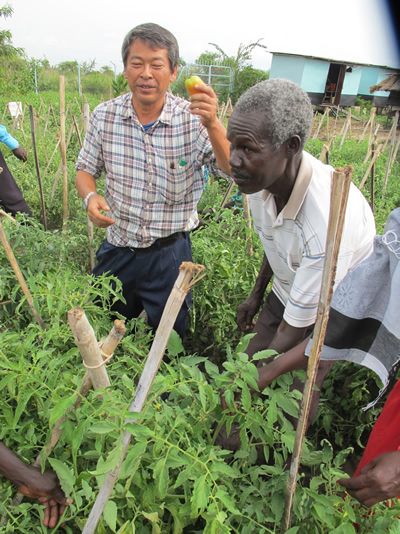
left=75, top=23, right=231, bottom=337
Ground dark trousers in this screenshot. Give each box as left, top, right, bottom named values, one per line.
left=93, top=232, right=192, bottom=339
left=0, top=149, right=32, bottom=217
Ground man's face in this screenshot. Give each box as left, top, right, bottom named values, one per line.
left=227, top=110, right=288, bottom=195
left=123, top=40, right=177, bottom=109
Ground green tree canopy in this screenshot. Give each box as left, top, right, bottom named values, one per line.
left=0, top=4, right=24, bottom=59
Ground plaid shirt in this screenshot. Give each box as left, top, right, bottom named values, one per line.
left=76, top=92, right=228, bottom=247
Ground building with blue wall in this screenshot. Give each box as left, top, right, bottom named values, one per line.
left=269, top=52, right=399, bottom=107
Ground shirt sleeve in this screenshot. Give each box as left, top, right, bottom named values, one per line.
left=196, top=122, right=231, bottom=182
left=0, top=125, right=19, bottom=150
left=75, top=111, right=105, bottom=179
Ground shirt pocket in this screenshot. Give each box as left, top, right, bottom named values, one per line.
left=157, top=164, right=195, bottom=205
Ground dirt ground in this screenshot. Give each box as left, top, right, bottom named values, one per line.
left=310, top=109, right=394, bottom=144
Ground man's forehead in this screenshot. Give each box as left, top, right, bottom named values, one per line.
left=228, top=110, right=266, bottom=137
left=128, top=40, right=169, bottom=59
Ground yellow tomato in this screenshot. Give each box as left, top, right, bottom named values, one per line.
left=185, top=75, right=206, bottom=95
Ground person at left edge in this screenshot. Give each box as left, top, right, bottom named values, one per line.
left=0, top=124, right=32, bottom=218
left=75, top=23, right=231, bottom=338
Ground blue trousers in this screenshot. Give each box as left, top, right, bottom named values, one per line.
left=93, top=233, right=192, bottom=339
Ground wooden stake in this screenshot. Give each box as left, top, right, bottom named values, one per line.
left=59, top=76, right=68, bottom=230
left=49, top=102, right=59, bottom=128
left=68, top=307, right=112, bottom=391
left=42, top=137, right=61, bottom=178
left=281, top=167, right=352, bottom=532
left=242, top=193, right=253, bottom=257
left=391, top=134, right=400, bottom=168
left=82, top=102, right=95, bottom=270
left=370, top=144, right=375, bottom=213
left=220, top=180, right=235, bottom=208
left=359, top=144, right=384, bottom=190
left=313, top=107, right=329, bottom=140
left=363, top=124, right=380, bottom=164
left=29, top=105, right=48, bottom=231
left=382, top=110, right=399, bottom=195
left=338, top=112, right=351, bottom=150
left=0, top=218, right=45, bottom=329
left=82, top=262, right=206, bottom=534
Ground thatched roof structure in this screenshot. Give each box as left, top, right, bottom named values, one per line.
left=370, top=74, right=400, bottom=93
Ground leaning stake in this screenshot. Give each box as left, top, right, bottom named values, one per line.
left=29, top=105, right=47, bottom=230
left=0, top=217, right=45, bottom=329
left=82, top=262, right=206, bottom=534
left=281, top=167, right=352, bottom=533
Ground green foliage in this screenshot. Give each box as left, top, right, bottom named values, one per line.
left=112, top=74, right=129, bottom=98
left=0, top=5, right=24, bottom=60
left=0, top=88, right=399, bottom=532
left=171, top=40, right=269, bottom=104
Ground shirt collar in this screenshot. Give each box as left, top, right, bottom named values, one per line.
left=120, top=92, right=174, bottom=125
left=260, top=152, right=313, bottom=221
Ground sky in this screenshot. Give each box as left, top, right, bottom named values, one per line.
left=4, top=0, right=400, bottom=74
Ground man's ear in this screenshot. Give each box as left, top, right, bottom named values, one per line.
left=123, top=70, right=128, bottom=80
left=286, top=135, right=301, bottom=157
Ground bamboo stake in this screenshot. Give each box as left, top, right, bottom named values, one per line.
left=313, top=107, right=329, bottom=140
left=49, top=124, right=75, bottom=206
left=281, top=167, right=352, bottom=532
left=35, top=115, right=49, bottom=165
left=370, top=144, right=375, bottom=213
left=49, top=102, right=59, bottom=128
left=82, top=262, right=206, bottom=534
left=338, top=112, right=351, bottom=150
left=45, top=317, right=126, bottom=458
left=368, top=108, right=376, bottom=145
left=363, top=124, right=380, bottom=164
left=59, top=76, right=68, bottom=230
left=382, top=110, right=399, bottom=195
left=359, top=108, right=375, bottom=142
left=319, top=137, right=334, bottom=162
left=71, top=114, right=83, bottom=148
left=220, top=180, right=236, bottom=208
left=242, top=193, right=253, bottom=257
left=1, top=102, right=7, bottom=121
left=391, top=134, right=400, bottom=167
left=29, top=105, right=48, bottom=231
left=82, top=102, right=95, bottom=270
left=7, top=319, right=126, bottom=510
left=42, top=137, right=61, bottom=178
left=0, top=209, right=16, bottom=224
left=359, top=143, right=384, bottom=190
left=43, top=105, right=51, bottom=136
left=0, top=218, right=46, bottom=329
left=68, top=307, right=112, bottom=391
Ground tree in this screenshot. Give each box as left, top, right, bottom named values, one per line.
left=0, top=5, right=24, bottom=59
left=195, top=39, right=269, bottom=104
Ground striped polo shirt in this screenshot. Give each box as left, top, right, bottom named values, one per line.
left=76, top=92, right=229, bottom=248
left=249, top=151, right=376, bottom=328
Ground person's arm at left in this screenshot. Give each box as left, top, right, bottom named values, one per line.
left=0, top=442, right=70, bottom=528
left=0, top=125, right=27, bottom=161
left=338, top=451, right=400, bottom=507
left=187, top=84, right=232, bottom=176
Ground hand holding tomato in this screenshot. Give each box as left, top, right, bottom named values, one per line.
left=185, top=75, right=206, bottom=96
left=185, top=75, right=219, bottom=129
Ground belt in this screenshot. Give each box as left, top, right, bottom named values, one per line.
left=129, top=231, right=187, bottom=253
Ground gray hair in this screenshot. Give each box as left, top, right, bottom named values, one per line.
left=121, top=23, right=179, bottom=72
left=235, top=78, right=313, bottom=151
